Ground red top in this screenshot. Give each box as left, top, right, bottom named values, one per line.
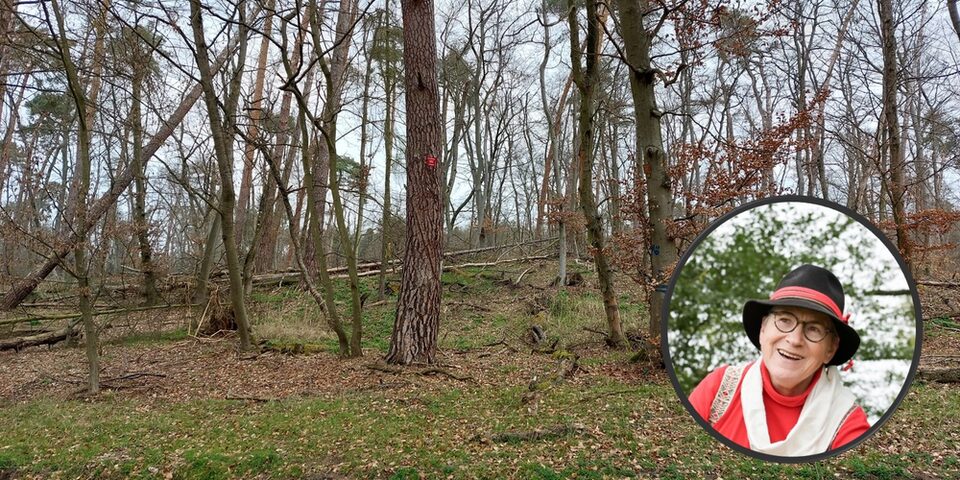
left=688, top=362, right=870, bottom=451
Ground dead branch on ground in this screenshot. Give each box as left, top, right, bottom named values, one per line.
left=473, top=423, right=586, bottom=443
left=365, top=362, right=473, bottom=382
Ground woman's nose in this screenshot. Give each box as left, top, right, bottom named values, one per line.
left=786, top=326, right=806, bottom=344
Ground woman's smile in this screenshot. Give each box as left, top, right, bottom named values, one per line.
left=777, top=349, right=803, bottom=361
left=760, top=307, right=839, bottom=396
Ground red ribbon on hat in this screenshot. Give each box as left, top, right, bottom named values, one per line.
left=770, top=286, right=848, bottom=324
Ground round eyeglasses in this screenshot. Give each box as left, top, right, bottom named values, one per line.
left=770, top=313, right=834, bottom=343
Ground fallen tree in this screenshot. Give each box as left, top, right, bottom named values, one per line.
left=0, top=321, right=80, bottom=351
left=0, top=303, right=196, bottom=351
left=248, top=255, right=552, bottom=288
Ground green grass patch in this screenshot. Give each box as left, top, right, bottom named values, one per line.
left=106, top=328, right=189, bottom=346
left=930, top=316, right=960, bottom=330
left=2, top=377, right=959, bottom=478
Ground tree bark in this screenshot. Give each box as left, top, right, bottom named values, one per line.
left=535, top=0, right=556, bottom=240
left=194, top=206, right=221, bottom=311
left=130, top=54, right=161, bottom=306
left=256, top=9, right=309, bottom=272
left=377, top=2, right=399, bottom=301
left=879, top=0, right=913, bottom=270
left=49, top=0, right=108, bottom=394
left=313, top=0, right=363, bottom=356
left=386, top=0, right=444, bottom=365
left=615, top=0, right=679, bottom=338
left=949, top=0, right=960, bottom=44
left=236, top=0, right=275, bottom=246
left=569, top=0, right=626, bottom=348
left=189, top=0, right=253, bottom=350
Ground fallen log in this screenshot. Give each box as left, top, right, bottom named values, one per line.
left=365, top=362, right=473, bottom=382
left=225, top=240, right=557, bottom=286
left=916, top=280, right=960, bottom=288
left=250, top=255, right=552, bottom=289
left=0, top=324, right=80, bottom=351
left=441, top=237, right=557, bottom=258
left=0, top=303, right=197, bottom=327
left=918, top=366, right=960, bottom=383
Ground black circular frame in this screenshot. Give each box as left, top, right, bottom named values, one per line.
left=660, top=195, right=923, bottom=464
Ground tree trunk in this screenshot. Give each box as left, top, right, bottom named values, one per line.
left=257, top=9, right=310, bottom=272
left=0, top=0, right=12, bottom=131
left=879, top=0, right=912, bottom=270
left=261, top=114, right=351, bottom=358
left=949, top=0, right=960, bottom=44
left=51, top=0, right=108, bottom=394
left=386, top=0, right=444, bottom=365
left=615, top=0, right=679, bottom=338
left=378, top=2, right=399, bottom=301
left=194, top=206, right=221, bottom=312
left=569, top=0, right=625, bottom=348
left=311, top=0, right=362, bottom=356
left=0, top=69, right=29, bottom=189
left=535, top=0, right=555, bottom=239
left=236, top=0, right=275, bottom=246
left=130, top=66, right=161, bottom=306
left=241, top=184, right=271, bottom=295
left=354, top=18, right=375, bottom=257
left=300, top=109, right=351, bottom=354
left=189, top=0, right=253, bottom=351
left=607, top=121, right=622, bottom=235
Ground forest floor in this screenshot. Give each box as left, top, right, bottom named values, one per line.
left=0, top=258, right=958, bottom=479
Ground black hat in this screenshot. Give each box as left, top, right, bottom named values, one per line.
left=742, top=264, right=860, bottom=366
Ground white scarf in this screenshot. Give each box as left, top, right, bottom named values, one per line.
left=740, top=359, right=856, bottom=456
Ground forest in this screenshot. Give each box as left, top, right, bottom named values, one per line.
left=1, top=0, right=959, bottom=478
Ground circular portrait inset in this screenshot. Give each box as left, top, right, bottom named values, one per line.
left=663, top=196, right=921, bottom=462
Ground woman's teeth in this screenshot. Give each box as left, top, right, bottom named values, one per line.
left=778, top=349, right=802, bottom=360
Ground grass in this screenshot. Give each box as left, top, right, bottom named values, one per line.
left=105, top=328, right=190, bottom=347
left=3, top=261, right=958, bottom=479
left=2, top=382, right=957, bottom=478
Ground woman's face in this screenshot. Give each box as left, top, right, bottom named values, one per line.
left=759, top=306, right=839, bottom=396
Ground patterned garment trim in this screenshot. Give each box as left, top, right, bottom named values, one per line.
left=709, top=362, right=748, bottom=424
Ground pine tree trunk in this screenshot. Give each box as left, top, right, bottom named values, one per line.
left=386, top=0, right=444, bottom=365
left=237, top=1, right=275, bottom=246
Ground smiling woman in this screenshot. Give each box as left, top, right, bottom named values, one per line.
left=687, top=265, right=870, bottom=456
left=664, top=197, right=921, bottom=462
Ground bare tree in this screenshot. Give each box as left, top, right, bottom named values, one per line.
left=45, top=0, right=109, bottom=393
left=189, top=0, right=253, bottom=350
left=613, top=0, right=679, bottom=337
left=878, top=0, right=912, bottom=269
left=569, top=0, right=626, bottom=347
left=0, top=11, right=243, bottom=311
